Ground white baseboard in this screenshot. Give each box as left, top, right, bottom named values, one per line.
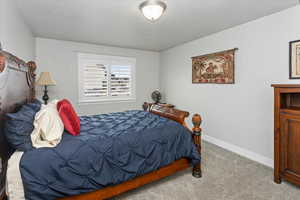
left=202, top=134, right=274, bottom=168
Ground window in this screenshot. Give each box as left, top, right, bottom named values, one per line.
left=78, top=53, right=136, bottom=103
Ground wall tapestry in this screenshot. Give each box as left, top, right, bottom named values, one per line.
left=289, top=40, right=300, bottom=79
left=192, top=48, right=237, bottom=84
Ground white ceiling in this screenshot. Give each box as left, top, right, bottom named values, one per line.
left=16, top=0, right=298, bottom=51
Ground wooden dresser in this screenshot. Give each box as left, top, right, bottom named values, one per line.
left=272, top=84, right=300, bottom=186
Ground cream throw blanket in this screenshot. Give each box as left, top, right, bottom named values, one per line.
left=7, top=151, right=25, bottom=200
left=31, top=100, right=64, bottom=148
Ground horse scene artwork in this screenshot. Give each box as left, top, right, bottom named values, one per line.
left=192, top=49, right=237, bottom=84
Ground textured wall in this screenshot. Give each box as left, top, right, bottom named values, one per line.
left=160, top=5, right=300, bottom=164
left=0, top=0, right=35, bottom=61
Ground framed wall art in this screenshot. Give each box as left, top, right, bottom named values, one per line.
left=289, top=40, right=300, bottom=79
left=192, top=48, right=237, bottom=84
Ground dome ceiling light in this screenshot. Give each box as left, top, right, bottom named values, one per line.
left=139, top=0, right=167, bottom=22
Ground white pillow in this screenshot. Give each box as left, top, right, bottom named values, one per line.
left=31, top=100, right=64, bottom=148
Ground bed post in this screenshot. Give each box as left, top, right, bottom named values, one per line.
left=27, top=61, right=37, bottom=100
left=142, top=102, right=149, bottom=111
left=192, top=114, right=202, bottom=178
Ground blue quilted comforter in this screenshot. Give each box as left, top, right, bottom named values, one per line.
left=20, top=110, right=200, bottom=200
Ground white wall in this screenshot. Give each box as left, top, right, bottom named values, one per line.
left=160, top=5, right=300, bottom=167
left=35, top=38, right=160, bottom=115
left=0, top=0, right=35, bottom=61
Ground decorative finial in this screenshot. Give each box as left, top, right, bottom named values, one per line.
left=192, top=114, right=202, bottom=136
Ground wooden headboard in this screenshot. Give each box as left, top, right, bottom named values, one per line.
left=0, top=48, right=36, bottom=198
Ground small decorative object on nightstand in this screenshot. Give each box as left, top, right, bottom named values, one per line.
left=143, top=90, right=174, bottom=111
left=37, top=72, right=56, bottom=105
left=151, top=89, right=162, bottom=104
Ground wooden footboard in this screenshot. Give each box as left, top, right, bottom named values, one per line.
left=61, top=159, right=190, bottom=200
left=143, top=103, right=202, bottom=178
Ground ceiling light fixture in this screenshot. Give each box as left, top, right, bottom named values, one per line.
left=139, top=0, right=167, bottom=22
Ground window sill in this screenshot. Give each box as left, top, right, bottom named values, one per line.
left=78, top=98, right=136, bottom=105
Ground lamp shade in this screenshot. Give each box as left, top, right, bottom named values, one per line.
left=37, top=72, right=56, bottom=86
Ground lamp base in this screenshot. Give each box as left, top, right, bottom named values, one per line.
left=42, top=85, right=49, bottom=105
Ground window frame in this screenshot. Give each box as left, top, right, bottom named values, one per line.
left=78, top=53, right=136, bottom=104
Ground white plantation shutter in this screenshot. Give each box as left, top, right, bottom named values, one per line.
left=83, top=64, right=108, bottom=97
left=110, top=65, right=131, bottom=97
left=78, top=53, right=136, bottom=103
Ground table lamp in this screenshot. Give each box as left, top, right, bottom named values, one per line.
left=36, top=72, right=56, bottom=104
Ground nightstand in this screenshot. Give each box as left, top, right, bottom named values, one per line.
left=157, top=103, right=174, bottom=108
left=142, top=102, right=175, bottom=111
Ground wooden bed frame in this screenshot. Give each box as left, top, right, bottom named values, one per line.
left=0, top=49, right=202, bottom=200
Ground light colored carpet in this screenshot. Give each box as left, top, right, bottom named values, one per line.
left=113, top=142, right=300, bottom=200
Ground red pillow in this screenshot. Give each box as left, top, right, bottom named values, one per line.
left=57, top=99, right=80, bottom=135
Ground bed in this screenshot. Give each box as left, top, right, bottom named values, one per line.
left=0, top=48, right=202, bottom=200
